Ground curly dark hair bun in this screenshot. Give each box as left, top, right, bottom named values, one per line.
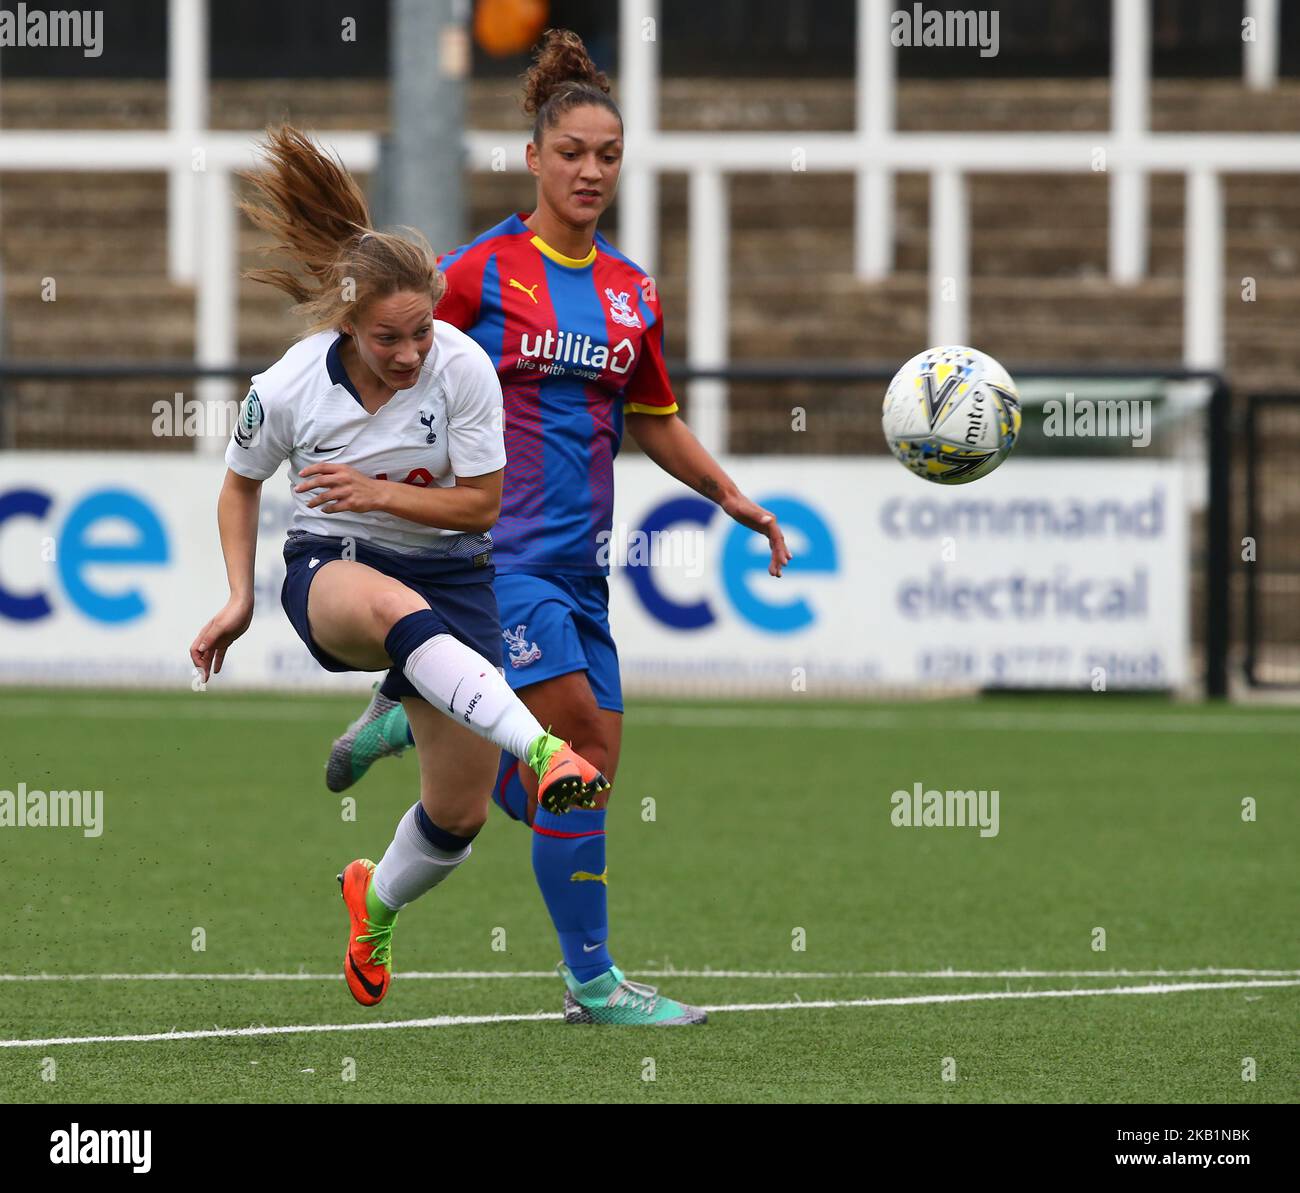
left=520, top=28, right=620, bottom=143
left=522, top=28, right=609, bottom=113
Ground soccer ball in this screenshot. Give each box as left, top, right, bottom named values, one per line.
left=882, top=345, right=1021, bottom=484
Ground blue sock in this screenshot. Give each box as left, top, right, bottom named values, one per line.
left=531, top=806, right=611, bottom=983
left=491, top=752, right=530, bottom=822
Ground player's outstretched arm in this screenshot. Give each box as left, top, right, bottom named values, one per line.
left=625, top=411, right=792, bottom=578
left=190, top=469, right=261, bottom=682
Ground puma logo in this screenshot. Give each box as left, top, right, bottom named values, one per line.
left=570, top=868, right=607, bottom=885
left=508, top=278, right=539, bottom=304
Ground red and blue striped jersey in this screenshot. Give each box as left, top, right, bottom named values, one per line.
left=435, top=212, right=678, bottom=575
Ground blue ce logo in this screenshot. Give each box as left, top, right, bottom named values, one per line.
left=0, top=487, right=169, bottom=623
left=625, top=495, right=838, bottom=633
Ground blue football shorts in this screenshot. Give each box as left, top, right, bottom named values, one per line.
left=494, top=572, right=623, bottom=713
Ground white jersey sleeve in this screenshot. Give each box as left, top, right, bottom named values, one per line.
left=224, top=381, right=295, bottom=481
left=441, top=331, right=507, bottom=478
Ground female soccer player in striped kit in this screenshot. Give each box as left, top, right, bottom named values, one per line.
left=188, top=125, right=611, bottom=1010
left=328, top=29, right=791, bottom=1026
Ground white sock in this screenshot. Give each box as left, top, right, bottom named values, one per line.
left=402, top=633, right=547, bottom=760
left=371, top=803, right=472, bottom=911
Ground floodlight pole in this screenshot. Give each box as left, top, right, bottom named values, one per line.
left=387, top=0, right=468, bottom=254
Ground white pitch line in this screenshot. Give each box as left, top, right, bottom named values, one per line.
left=2, top=967, right=1298, bottom=982
left=0, top=697, right=341, bottom=723
left=698, top=979, right=1300, bottom=1015
left=634, top=706, right=1300, bottom=736
left=1, top=978, right=1295, bottom=1049
left=2, top=696, right=1299, bottom=736
left=0, top=1010, right=561, bottom=1048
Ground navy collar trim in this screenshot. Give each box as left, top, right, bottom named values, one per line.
left=327, top=333, right=366, bottom=408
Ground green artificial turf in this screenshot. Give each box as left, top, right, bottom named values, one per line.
left=0, top=690, right=1295, bottom=1103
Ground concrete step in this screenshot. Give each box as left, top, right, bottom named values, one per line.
left=3, top=233, right=168, bottom=274
left=2, top=76, right=1296, bottom=136
left=3, top=160, right=1290, bottom=214
left=9, top=168, right=1292, bottom=253
left=4, top=162, right=1293, bottom=293
left=10, top=326, right=196, bottom=359
left=2, top=274, right=190, bottom=310
left=0, top=171, right=167, bottom=215
left=654, top=223, right=1291, bottom=280
left=5, top=378, right=204, bottom=451
left=9, top=312, right=194, bottom=358
left=6, top=203, right=1290, bottom=289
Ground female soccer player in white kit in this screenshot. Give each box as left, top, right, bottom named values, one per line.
left=188, top=125, right=612, bottom=1008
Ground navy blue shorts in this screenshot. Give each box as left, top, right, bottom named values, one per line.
left=280, top=531, right=502, bottom=700
left=496, top=572, right=623, bottom=713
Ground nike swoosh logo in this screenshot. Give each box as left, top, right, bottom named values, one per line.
left=582, top=941, right=604, bottom=953
left=313, top=444, right=346, bottom=453
left=348, top=951, right=386, bottom=999
left=448, top=678, right=463, bottom=714
left=308, top=558, right=320, bottom=569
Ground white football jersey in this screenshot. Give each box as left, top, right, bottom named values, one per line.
left=225, top=323, right=506, bottom=555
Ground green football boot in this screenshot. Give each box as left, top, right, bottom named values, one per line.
left=558, top=962, right=707, bottom=1026
left=325, top=683, right=411, bottom=792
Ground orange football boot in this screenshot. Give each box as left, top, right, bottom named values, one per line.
left=337, top=858, right=395, bottom=1006
left=529, top=733, right=611, bottom=815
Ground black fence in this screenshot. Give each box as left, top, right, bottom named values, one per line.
left=1244, top=394, right=1300, bottom=688
left=1, top=0, right=1295, bottom=80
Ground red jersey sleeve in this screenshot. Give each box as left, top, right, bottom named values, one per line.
left=623, top=298, right=678, bottom=416
left=434, top=248, right=485, bottom=331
